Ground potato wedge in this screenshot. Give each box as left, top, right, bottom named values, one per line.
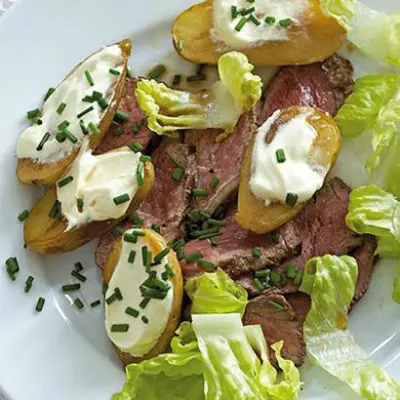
left=24, top=161, right=154, bottom=254
left=103, top=229, right=183, bottom=366
left=172, top=0, right=345, bottom=66
left=235, top=106, right=341, bottom=233
left=17, top=39, right=132, bottom=186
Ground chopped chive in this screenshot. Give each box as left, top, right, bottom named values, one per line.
left=113, top=227, right=125, bottom=236
left=209, top=238, right=218, bottom=247
left=24, top=275, right=34, bottom=293
left=132, top=120, right=144, bottom=133
left=241, top=6, right=255, bottom=16
left=79, top=120, right=89, bottom=135
left=231, top=5, right=238, bottom=18
left=185, top=251, right=203, bottom=264
left=88, top=122, right=101, bottom=136
left=115, top=287, right=123, bottom=301
left=125, top=307, right=139, bottom=318
left=141, top=316, right=149, bottom=324
left=109, top=68, right=121, bottom=76
left=131, top=230, right=146, bottom=237
left=192, top=188, right=208, bottom=197
left=255, top=269, right=270, bottom=278
left=129, top=212, right=144, bottom=227
left=161, top=271, right=169, bottom=281
left=176, top=246, right=185, bottom=260
left=35, top=297, right=45, bottom=312
left=18, top=210, right=30, bottom=222
left=265, top=16, right=276, bottom=24
left=279, top=18, right=294, bottom=28
left=82, top=95, right=94, bottom=103
left=71, top=270, right=86, bottom=282
left=276, top=149, right=286, bottom=163
left=139, top=155, right=151, bottom=163
left=124, top=233, right=138, bottom=243
left=57, top=175, right=74, bottom=188
left=6, top=267, right=16, bottom=281
left=285, top=192, right=299, bottom=207
left=113, top=193, right=130, bottom=205
left=270, top=231, right=279, bottom=244
left=98, top=97, right=109, bottom=110
left=249, top=14, right=261, bottom=25
left=293, top=269, right=304, bottom=286
left=92, top=90, right=103, bottom=101
left=153, top=248, right=170, bottom=264
left=270, top=271, right=281, bottom=286
left=128, top=250, right=136, bottom=264
left=85, top=70, right=95, bottom=86
left=210, top=176, right=220, bottom=190
left=114, top=109, right=130, bottom=124
left=172, top=167, right=185, bottom=182
left=172, top=74, right=182, bottom=86
left=198, top=259, right=215, bottom=271
left=176, top=39, right=184, bottom=52
left=90, top=299, right=101, bottom=307
left=136, top=163, right=144, bottom=187
left=77, top=198, right=84, bottom=212
left=44, top=87, right=56, bottom=102
left=128, top=142, right=143, bottom=153
left=36, top=132, right=51, bottom=151
left=74, top=298, right=84, bottom=310
left=6, top=257, right=19, bottom=274
left=141, top=246, right=149, bottom=267
left=139, top=297, right=150, bottom=309
left=196, top=232, right=222, bottom=241
left=77, top=105, right=94, bottom=119
left=148, top=64, right=166, bottom=80
left=56, top=102, right=67, bottom=115
left=74, top=262, right=83, bottom=272
left=253, top=278, right=264, bottom=291
left=192, top=227, right=220, bottom=238
left=55, top=131, right=66, bottom=143
left=111, top=324, right=129, bottom=332
left=61, top=129, right=78, bottom=144
left=49, top=200, right=62, bottom=219
left=57, top=120, right=70, bottom=131
left=167, top=152, right=184, bottom=168
left=164, top=264, right=175, bottom=278
left=187, top=74, right=206, bottom=82
left=102, top=282, right=109, bottom=296
left=151, top=223, right=160, bottom=234
left=207, top=219, right=225, bottom=227
left=27, top=108, right=41, bottom=120
left=247, top=0, right=255, bottom=3
left=62, top=283, right=81, bottom=292
left=265, top=300, right=284, bottom=312
left=252, top=246, right=261, bottom=258
left=106, top=292, right=118, bottom=305
left=285, top=264, right=297, bottom=279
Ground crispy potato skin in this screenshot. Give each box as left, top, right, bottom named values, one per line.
left=24, top=161, right=154, bottom=254
left=103, top=229, right=183, bottom=366
left=172, top=0, right=345, bottom=66
left=17, top=39, right=132, bottom=186
left=235, top=106, right=341, bottom=233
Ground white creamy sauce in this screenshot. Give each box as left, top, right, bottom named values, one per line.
left=57, top=143, right=142, bottom=230
left=105, top=232, right=174, bottom=357
left=212, top=0, right=308, bottom=50
left=17, top=45, right=123, bottom=163
left=250, top=110, right=327, bottom=205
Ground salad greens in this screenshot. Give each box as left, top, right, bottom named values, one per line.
left=320, top=0, right=400, bottom=66
left=300, top=255, right=400, bottom=399
left=135, top=52, right=262, bottom=136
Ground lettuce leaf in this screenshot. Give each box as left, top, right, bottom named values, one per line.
left=300, top=255, right=400, bottom=399
left=393, top=262, right=400, bottom=304
left=320, top=0, right=400, bottom=66
left=135, top=52, right=262, bottom=136
left=170, top=321, right=199, bottom=354
left=185, top=269, right=248, bottom=316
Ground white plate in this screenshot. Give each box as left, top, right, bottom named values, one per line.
left=0, top=0, right=400, bottom=399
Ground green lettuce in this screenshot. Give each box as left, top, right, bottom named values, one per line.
left=185, top=269, right=248, bottom=316
left=320, top=0, right=400, bottom=66
left=135, top=52, right=262, bottom=136
left=393, top=262, right=400, bottom=304
left=300, top=255, right=400, bottom=399
left=170, top=321, right=199, bottom=354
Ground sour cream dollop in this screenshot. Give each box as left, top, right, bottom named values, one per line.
left=212, top=0, right=308, bottom=50
left=17, top=44, right=124, bottom=163
left=105, top=231, right=174, bottom=357
left=250, top=109, right=327, bottom=206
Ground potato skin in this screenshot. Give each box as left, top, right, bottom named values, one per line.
left=235, top=106, right=341, bottom=233
left=17, top=39, right=132, bottom=186
left=103, top=229, right=183, bottom=366
left=172, top=0, right=345, bottom=66
left=24, top=161, right=154, bottom=254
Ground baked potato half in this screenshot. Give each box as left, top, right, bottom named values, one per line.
left=103, top=229, right=183, bottom=366
left=172, top=0, right=345, bottom=66
left=17, top=39, right=132, bottom=186
left=24, top=161, right=154, bottom=254
left=235, top=106, right=341, bottom=233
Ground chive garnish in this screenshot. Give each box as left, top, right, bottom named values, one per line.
left=276, top=149, right=286, bottom=163
left=115, top=287, right=123, bottom=301
left=77, top=198, right=84, bottom=212
left=285, top=264, right=297, bottom=279
left=151, top=223, right=160, bottom=234
left=71, top=270, right=86, bottom=282
left=106, top=292, right=118, bottom=305
left=231, top=5, right=238, bottom=19
left=114, top=109, right=130, bottom=123
left=249, top=14, right=261, bottom=25
left=210, top=176, right=220, bottom=190
left=90, top=299, right=101, bottom=307
left=129, top=213, right=144, bottom=227
left=253, top=278, right=264, bottom=291
left=27, top=108, right=41, bottom=120
left=79, top=120, right=89, bottom=135
left=171, top=239, right=185, bottom=250
left=113, top=226, right=125, bottom=236
left=141, top=316, right=149, bottom=324
left=128, top=250, right=136, bottom=264
left=74, top=262, right=83, bottom=272
left=24, top=275, right=34, bottom=293
left=124, top=233, right=138, bottom=243
left=270, top=231, right=279, bottom=244
left=172, top=167, right=185, bottom=182
left=255, top=269, right=270, bottom=278
left=198, top=259, right=215, bottom=271
left=139, top=297, right=150, bottom=309
left=293, top=269, right=304, bottom=286
left=172, top=74, right=182, bottom=86
left=185, top=251, right=203, bottom=264
left=252, top=246, right=261, bottom=258
left=128, top=142, right=143, bottom=153
left=56, top=102, right=67, bottom=115
left=57, top=120, right=70, bottom=131
left=270, top=271, right=281, bottom=285
left=285, top=192, right=299, bottom=207
left=18, top=210, right=30, bottom=222
left=192, top=226, right=220, bottom=238
left=136, top=163, right=144, bottom=187
left=208, top=219, right=225, bottom=227
left=153, top=248, right=170, bottom=265
left=6, top=267, right=16, bottom=281
left=6, top=257, right=20, bottom=274
left=77, top=106, right=94, bottom=119
left=176, top=246, right=185, bottom=261
left=148, top=64, right=166, bottom=80
left=132, top=230, right=145, bottom=237
left=279, top=18, right=294, bottom=28
left=44, top=87, right=56, bottom=102
left=241, top=6, right=255, bottom=15
left=98, top=97, right=109, bottom=110
left=113, top=193, right=130, bottom=205
left=111, top=324, right=129, bottom=332
left=109, top=68, right=121, bottom=76
left=74, top=298, right=84, bottom=310
left=164, top=264, right=175, bottom=278
left=49, top=200, right=62, bottom=219
left=132, top=120, right=144, bottom=133
left=82, top=95, right=94, bottom=103
left=85, top=70, right=95, bottom=86
left=35, top=297, right=45, bottom=312
left=36, top=132, right=51, bottom=151
left=265, top=16, right=276, bottom=24
left=187, top=74, right=206, bottom=82
left=176, top=39, right=184, bottom=52
left=92, top=91, right=103, bottom=101
left=209, top=238, right=218, bottom=247
left=61, top=129, right=78, bottom=144
left=139, top=155, right=151, bottom=163
left=62, top=283, right=81, bottom=292
left=125, top=307, right=139, bottom=318
left=192, top=188, right=208, bottom=197
left=88, top=122, right=101, bottom=136
left=265, top=300, right=284, bottom=312
left=141, top=246, right=149, bottom=267
left=57, top=175, right=74, bottom=188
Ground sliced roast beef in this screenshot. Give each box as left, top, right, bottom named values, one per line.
left=181, top=211, right=301, bottom=278
left=243, top=292, right=306, bottom=366
left=185, top=104, right=261, bottom=214
left=95, top=140, right=196, bottom=269
left=95, top=78, right=154, bottom=154
left=285, top=292, right=311, bottom=323
left=260, top=54, right=354, bottom=122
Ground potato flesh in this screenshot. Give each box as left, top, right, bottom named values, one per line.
left=172, top=0, right=346, bottom=66
left=235, top=106, right=341, bottom=234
